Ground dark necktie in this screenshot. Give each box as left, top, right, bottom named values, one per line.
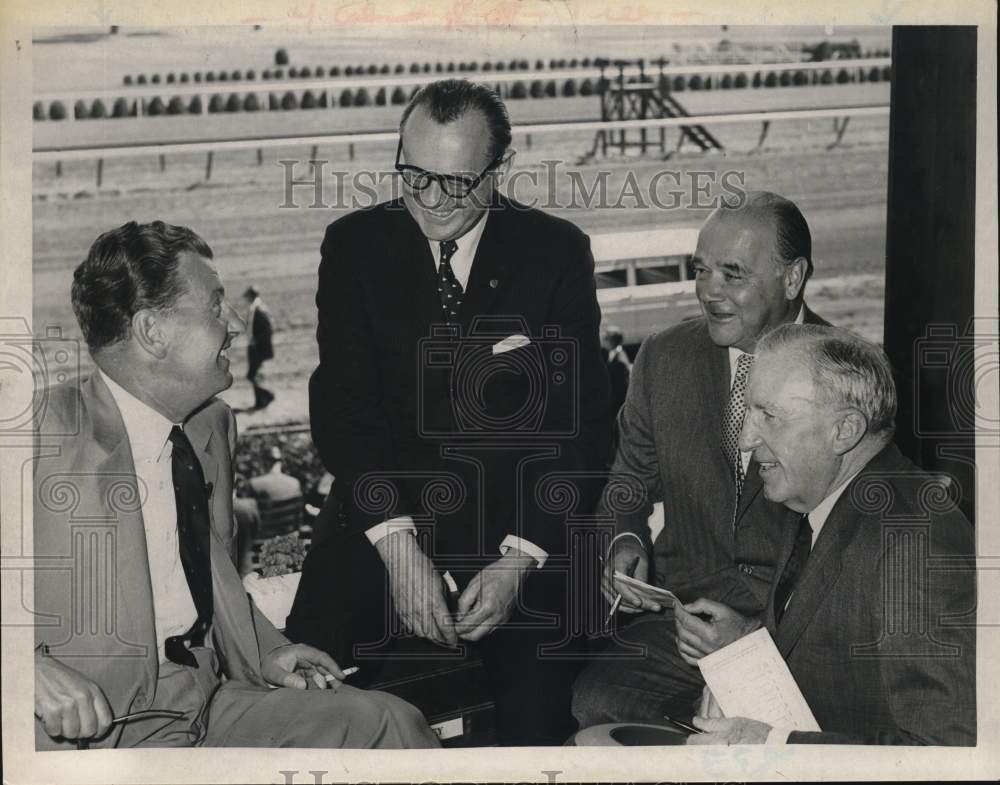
left=437, top=239, right=463, bottom=322
left=165, top=425, right=213, bottom=668
left=722, top=353, right=754, bottom=502
left=774, top=514, right=813, bottom=624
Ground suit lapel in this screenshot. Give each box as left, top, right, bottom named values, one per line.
left=734, top=461, right=764, bottom=524
left=775, top=483, right=870, bottom=657
left=459, top=198, right=508, bottom=330
left=698, top=331, right=730, bottom=459
left=86, top=373, right=158, bottom=685
left=386, top=203, right=441, bottom=331
left=185, top=403, right=267, bottom=681
left=183, top=413, right=221, bottom=530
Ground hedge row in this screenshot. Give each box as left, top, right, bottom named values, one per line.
left=122, top=48, right=893, bottom=87
left=122, top=57, right=606, bottom=86
left=37, top=67, right=891, bottom=121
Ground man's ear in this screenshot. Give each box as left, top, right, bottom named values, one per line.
left=494, top=149, right=516, bottom=183
left=832, top=408, right=868, bottom=455
left=131, top=309, right=170, bottom=359
left=783, top=256, right=808, bottom=301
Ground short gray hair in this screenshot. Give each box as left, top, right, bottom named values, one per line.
left=757, top=324, right=897, bottom=438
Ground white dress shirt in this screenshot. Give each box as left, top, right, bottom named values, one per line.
left=364, top=212, right=548, bottom=568
left=100, top=370, right=198, bottom=663
left=426, top=211, right=489, bottom=289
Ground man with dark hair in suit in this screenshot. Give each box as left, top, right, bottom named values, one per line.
left=243, top=285, right=275, bottom=410
left=573, top=191, right=828, bottom=727
left=290, top=79, right=611, bottom=745
left=688, top=325, right=975, bottom=745
left=33, top=221, right=438, bottom=749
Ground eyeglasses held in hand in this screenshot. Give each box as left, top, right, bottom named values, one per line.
left=75, top=709, right=186, bottom=750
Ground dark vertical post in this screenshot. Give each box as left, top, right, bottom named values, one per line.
left=883, top=26, right=977, bottom=522
left=205, top=151, right=213, bottom=181
left=96, top=158, right=103, bottom=187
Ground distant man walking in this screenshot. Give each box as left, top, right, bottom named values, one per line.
left=243, top=285, right=275, bottom=410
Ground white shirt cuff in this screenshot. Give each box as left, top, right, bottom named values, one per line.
left=607, top=531, right=645, bottom=557
left=499, top=535, right=548, bottom=568
left=364, top=516, right=417, bottom=545
left=766, top=726, right=792, bottom=745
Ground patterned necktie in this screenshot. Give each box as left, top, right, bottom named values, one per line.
left=437, top=239, right=463, bottom=322
left=774, top=514, right=813, bottom=624
left=165, top=426, right=213, bottom=668
left=722, top=353, right=755, bottom=502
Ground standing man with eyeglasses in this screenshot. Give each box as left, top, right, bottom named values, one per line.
left=290, top=79, right=611, bottom=745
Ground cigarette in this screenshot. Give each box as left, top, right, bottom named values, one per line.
left=324, top=666, right=359, bottom=682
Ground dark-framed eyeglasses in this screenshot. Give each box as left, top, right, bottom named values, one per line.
left=394, top=138, right=505, bottom=199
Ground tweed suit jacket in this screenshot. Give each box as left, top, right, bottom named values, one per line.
left=610, top=306, right=827, bottom=613
left=33, top=372, right=288, bottom=749
left=767, top=443, right=976, bottom=745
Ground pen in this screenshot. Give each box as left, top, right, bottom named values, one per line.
left=662, top=714, right=703, bottom=735
left=605, top=555, right=641, bottom=625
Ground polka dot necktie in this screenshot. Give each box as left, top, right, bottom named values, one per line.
left=165, top=425, right=213, bottom=668
left=437, top=240, right=463, bottom=322
left=722, top=353, right=754, bottom=507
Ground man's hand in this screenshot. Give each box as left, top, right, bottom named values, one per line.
left=375, top=530, right=458, bottom=646
left=697, top=686, right=723, bottom=719
left=687, top=716, right=772, bottom=745
left=674, top=598, right=761, bottom=665
left=35, top=653, right=113, bottom=741
left=454, top=550, right=533, bottom=642
left=600, top=537, right=658, bottom=614
left=262, top=643, right=345, bottom=690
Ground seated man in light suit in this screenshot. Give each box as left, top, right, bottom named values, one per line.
left=687, top=324, right=975, bottom=745
left=33, top=221, right=439, bottom=749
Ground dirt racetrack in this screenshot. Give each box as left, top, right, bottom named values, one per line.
left=32, top=79, right=888, bottom=432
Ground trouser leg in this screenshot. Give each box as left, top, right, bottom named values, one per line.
left=572, top=610, right=704, bottom=728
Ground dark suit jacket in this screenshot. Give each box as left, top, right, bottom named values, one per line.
left=308, top=194, right=611, bottom=559
left=33, top=373, right=288, bottom=749
left=610, top=306, right=827, bottom=612
left=768, top=443, right=976, bottom=745
left=250, top=303, right=274, bottom=360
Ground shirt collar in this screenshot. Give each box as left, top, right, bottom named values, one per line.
left=806, top=468, right=862, bottom=546
left=429, top=210, right=489, bottom=261
left=99, top=368, right=176, bottom=463
left=727, top=303, right=806, bottom=373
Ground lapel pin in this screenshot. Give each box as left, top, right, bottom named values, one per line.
left=489, top=278, right=499, bottom=289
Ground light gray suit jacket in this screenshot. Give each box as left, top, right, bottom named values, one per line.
left=33, top=372, right=288, bottom=749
